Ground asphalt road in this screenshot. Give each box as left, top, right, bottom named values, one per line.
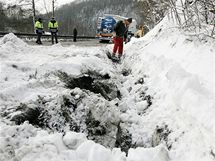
left=26, top=39, right=112, bottom=47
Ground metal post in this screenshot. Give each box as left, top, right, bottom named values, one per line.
left=52, top=0, right=54, bottom=17
left=32, top=0, right=36, bottom=32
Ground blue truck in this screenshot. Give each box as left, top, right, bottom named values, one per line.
left=96, top=14, right=137, bottom=42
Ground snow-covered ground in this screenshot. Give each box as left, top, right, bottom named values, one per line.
left=0, top=15, right=215, bottom=161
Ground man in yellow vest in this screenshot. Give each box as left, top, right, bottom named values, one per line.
left=48, top=17, right=59, bottom=44
left=35, top=18, right=44, bottom=44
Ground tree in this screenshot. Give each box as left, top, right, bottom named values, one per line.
left=166, top=0, right=215, bottom=37
left=0, top=2, right=7, bottom=31
left=54, top=0, right=170, bottom=36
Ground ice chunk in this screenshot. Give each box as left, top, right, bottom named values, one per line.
left=63, top=132, right=87, bottom=150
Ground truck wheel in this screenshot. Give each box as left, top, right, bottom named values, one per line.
left=99, top=40, right=110, bottom=43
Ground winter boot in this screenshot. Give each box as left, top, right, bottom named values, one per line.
left=118, top=54, right=122, bottom=59
left=112, top=53, right=116, bottom=58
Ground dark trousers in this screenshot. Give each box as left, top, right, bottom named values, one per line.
left=36, top=33, right=42, bottom=44
left=51, top=32, right=58, bottom=44
left=73, top=35, right=77, bottom=42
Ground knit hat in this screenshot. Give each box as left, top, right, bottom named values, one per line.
left=127, top=18, right=132, bottom=23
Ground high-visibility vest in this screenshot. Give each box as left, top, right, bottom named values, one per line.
left=35, top=21, right=43, bottom=29
left=48, top=21, right=58, bottom=29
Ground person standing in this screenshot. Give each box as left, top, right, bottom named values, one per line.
left=35, top=18, right=44, bottom=44
left=112, top=18, right=132, bottom=60
left=48, top=17, right=59, bottom=44
left=73, top=28, right=77, bottom=42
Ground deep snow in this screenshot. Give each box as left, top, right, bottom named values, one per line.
left=0, top=14, right=215, bottom=161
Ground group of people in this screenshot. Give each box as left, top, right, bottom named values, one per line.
left=35, top=16, right=143, bottom=61
left=35, top=17, right=58, bottom=45
left=35, top=17, right=78, bottom=45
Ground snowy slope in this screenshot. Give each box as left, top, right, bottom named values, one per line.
left=0, top=10, right=215, bottom=161
left=123, top=16, right=215, bottom=161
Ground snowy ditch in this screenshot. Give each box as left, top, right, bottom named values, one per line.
left=2, top=59, right=158, bottom=155
left=0, top=33, right=172, bottom=161
left=1, top=18, right=215, bottom=161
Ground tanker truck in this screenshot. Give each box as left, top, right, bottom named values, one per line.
left=96, top=14, right=137, bottom=42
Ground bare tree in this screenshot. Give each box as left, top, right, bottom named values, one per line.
left=166, top=0, right=215, bottom=38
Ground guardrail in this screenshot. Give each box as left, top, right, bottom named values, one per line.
left=0, top=32, right=96, bottom=39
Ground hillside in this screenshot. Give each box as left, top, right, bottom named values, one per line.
left=0, top=0, right=76, bottom=14
left=0, top=0, right=169, bottom=34
left=54, top=0, right=169, bottom=35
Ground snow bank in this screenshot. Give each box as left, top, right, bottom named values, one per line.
left=0, top=33, right=29, bottom=57
left=0, top=122, right=125, bottom=161
left=127, top=144, right=169, bottom=161
left=123, top=14, right=215, bottom=161
left=0, top=33, right=27, bottom=46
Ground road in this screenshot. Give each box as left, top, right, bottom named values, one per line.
left=26, top=39, right=112, bottom=47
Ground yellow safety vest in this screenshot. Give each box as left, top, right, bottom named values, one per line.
left=48, top=21, right=58, bottom=29
left=35, top=21, right=43, bottom=29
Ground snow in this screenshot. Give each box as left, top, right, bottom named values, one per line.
left=123, top=15, right=215, bottom=161
left=127, top=144, right=169, bottom=161
left=1, top=9, right=215, bottom=161
left=63, top=131, right=87, bottom=149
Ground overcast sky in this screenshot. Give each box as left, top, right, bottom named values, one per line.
left=0, top=0, right=76, bottom=13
